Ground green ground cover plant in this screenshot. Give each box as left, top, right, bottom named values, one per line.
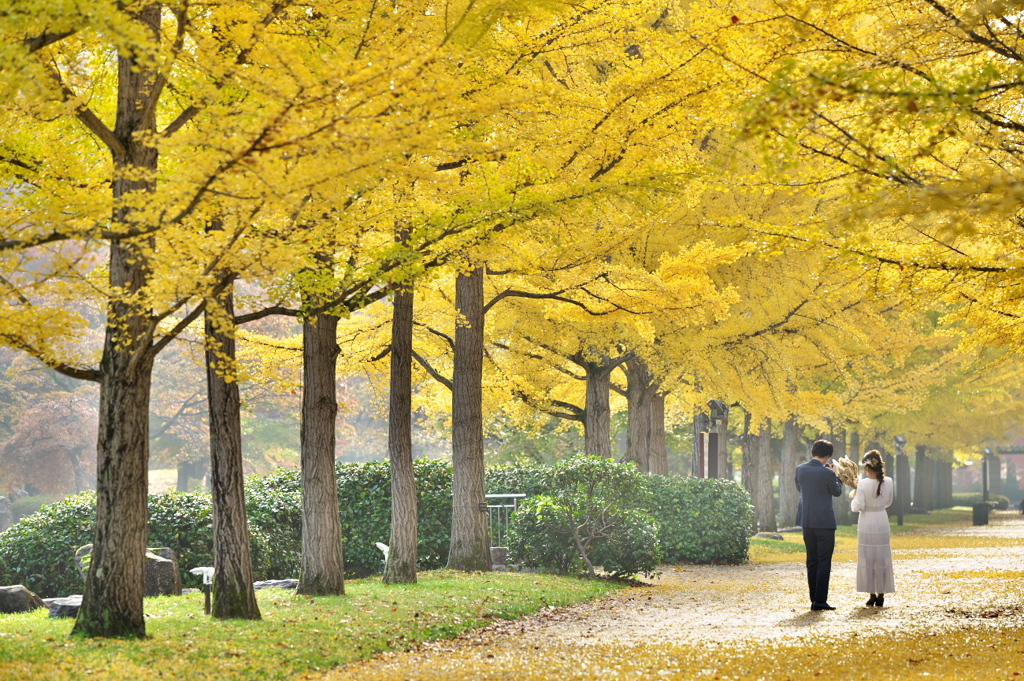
left=0, top=570, right=623, bottom=681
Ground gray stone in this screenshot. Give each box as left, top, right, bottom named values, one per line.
left=253, top=579, right=298, bottom=590
left=43, top=595, right=82, bottom=619
left=74, top=544, right=93, bottom=579
left=0, top=585, right=45, bottom=614
left=490, top=546, right=508, bottom=568
left=0, top=497, right=12, bottom=534
left=145, top=548, right=182, bottom=597
left=753, top=532, right=785, bottom=540
left=75, top=544, right=183, bottom=596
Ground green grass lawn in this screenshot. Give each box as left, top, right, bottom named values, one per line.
left=0, top=570, right=623, bottom=681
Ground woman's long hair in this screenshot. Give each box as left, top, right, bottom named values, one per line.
left=862, top=450, right=886, bottom=497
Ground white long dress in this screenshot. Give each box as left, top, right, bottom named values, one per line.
left=851, top=476, right=896, bottom=594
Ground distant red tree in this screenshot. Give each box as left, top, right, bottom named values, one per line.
left=0, top=392, right=98, bottom=497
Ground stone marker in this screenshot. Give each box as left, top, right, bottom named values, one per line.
left=0, top=496, right=12, bottom=533
left=43, top=595, right=82, bottom=619
left=0, top=585, right=45, bottom=614
left=76, top=544, right=183, bottom=597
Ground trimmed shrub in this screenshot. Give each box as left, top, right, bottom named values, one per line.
left=506, top=455, right=660, bottom=579
left=951, top=492, right=1010, bottom=511
left=648, top=475, right=754, bottom=564
left=245, top=468, right=303, bottom=580
left=0, top=492, right=95, bottom=598
left=334, top=459, right=454, bottom=576
left=486, top=462, right=553, bottom=498
left=148, top=492, right=214, bottom=589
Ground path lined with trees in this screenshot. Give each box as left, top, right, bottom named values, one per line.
left=325, top=511, right=1024, bottom=680
left=3, top=0, right=1024, bottom=644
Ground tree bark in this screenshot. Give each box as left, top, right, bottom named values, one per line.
left=692, top=411, right=709, bottom=477
left=205, top=286, right=261, bottom=620
left=742, top=413, right=776, bottom=532
left=624, top=357, right=655, bottom=473
left=583, top=361, right=613, bottom=458
left=72, top=5, right=161, bottom=638
left=913, top=445, right=930, bottom=512
left=778, top=418, right=801, bottom=529
left=709, top=400, right=730, bottom=480
left=649, top=391, right=668, bottom=475
left=297, top=303, right=346, bottom=595
left=384, top=286, right=417, bottom=584
left=448, top=268, right=491, bottom=571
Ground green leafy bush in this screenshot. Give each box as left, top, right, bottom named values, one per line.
left=486, top=462, right=553, bottom=498
left=506, top=456, right=660, bottom=579
left=244, top=468, right=303, bottom=580
left=148, top=492, right=215, bottom=588
left=648, top=475, right=754, bottom=564
left=951, top=492, right=1011, bottom=511
left=334, top=459, right=454, bottom=576
left=0, top=492, right=95, bottom=597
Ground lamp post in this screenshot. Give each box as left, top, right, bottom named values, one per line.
left=894, top=435, right=908, bottom=526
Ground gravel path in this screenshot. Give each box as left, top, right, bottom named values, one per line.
left=319, top=512, right=1024, bottom=680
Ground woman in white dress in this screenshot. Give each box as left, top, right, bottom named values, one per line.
left=851, top=450, right=895, bottom=606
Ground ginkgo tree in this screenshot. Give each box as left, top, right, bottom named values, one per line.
left=2, top=0, right=630, bottom=637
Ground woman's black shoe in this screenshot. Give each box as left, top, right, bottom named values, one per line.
left=866, top=594, right=878, bottom=606
left=876, top=594, right=884, bottom=607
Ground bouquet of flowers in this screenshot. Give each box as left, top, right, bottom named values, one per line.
left=834, top=456, right=859, bottom=490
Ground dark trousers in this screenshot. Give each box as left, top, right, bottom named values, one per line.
left=803, top=527, right=836, bottom=604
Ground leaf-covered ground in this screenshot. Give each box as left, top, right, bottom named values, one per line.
left=322, top=510, right=1024, bottom=680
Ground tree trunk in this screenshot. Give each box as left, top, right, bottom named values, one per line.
left=384, top=287, right=417, bottom=584
left=73, top=6, right=161, bottom=637
left=297, top=304, right=346, bottom=595
left=913, top=445, right=929, bottom=512
left=741, top=411, right=754, bottom=498
left=849, top=431, right=861, bottom=462
left=205, top=286, right=261, bottom=620
left=987, top=451, right=1002, bottom=497
left=649, top=391, right=668, bottom=475
left=624, top=357, right=655, bottom=473
left=583, top=362, right=613, bottom=458
left=743, top=414, right=776, bottom=532
left=72, top=309, right=154, bottom=638
left=778, top=418, right=801, bottom=528
left=692, top=412, right=709, bottom=477
left=448, top=268, right=491, bottom=571
left=831, top=430, right=852, bottom=526
left=753, top=419, right=777, bottom=532
left=709, top=400, right=730, bottom=481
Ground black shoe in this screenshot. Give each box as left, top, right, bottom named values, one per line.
left=811, top=602, right=836, bottom=611
left=876, top=594, right=884, bottom=607
left=866, top=594, right=878, bottom=607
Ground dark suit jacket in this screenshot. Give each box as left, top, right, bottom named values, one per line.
left=794, top=459, right=843, bottom=528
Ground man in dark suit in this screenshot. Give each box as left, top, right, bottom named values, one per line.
left=795, top=439, right=843, bottom=611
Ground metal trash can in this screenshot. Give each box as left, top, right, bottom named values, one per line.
left=972, top=502, right=991, bottom=526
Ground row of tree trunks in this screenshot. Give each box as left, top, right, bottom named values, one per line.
left=447, top=269, right=491, bottom=571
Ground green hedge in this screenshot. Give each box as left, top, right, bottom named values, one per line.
left=647, top=476, right=754, bottom=564
left=951, top=492, right=1011, bottom=511
left=492, top=462, right=753, bottom=565
left=505, top=456, right=661, bottom=579
left=0, top=459, right=753, bottom=598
